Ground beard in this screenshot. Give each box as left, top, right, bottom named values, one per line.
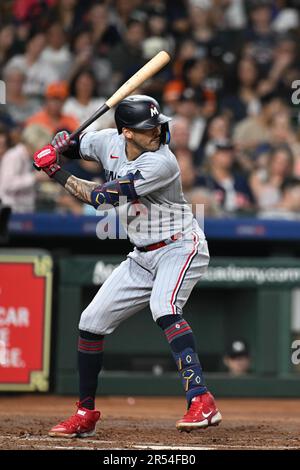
left=133, top=137, right=160, bottom=153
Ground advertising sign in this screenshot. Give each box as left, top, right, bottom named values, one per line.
left=0, top=252, right=52, bottom=391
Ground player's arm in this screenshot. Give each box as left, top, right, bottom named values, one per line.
left=64, top=175, right=99, bottom=204
left=33, top=144, right=138, bottom=207
left=63, top=173, right=138, bottom=207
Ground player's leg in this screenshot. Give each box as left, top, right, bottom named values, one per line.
left=150, top=234, right=222, bottom=431
left=77, top=256, right=152, bottom=408
left=49, top=257, right=152, bottom=438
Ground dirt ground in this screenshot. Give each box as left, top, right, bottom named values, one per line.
left=0, top=395, right=299, bottom=450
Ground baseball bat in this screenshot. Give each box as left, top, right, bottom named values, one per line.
left=33, top=51, right=171, bottom=170
left=69, top=50, right=171, bottom=139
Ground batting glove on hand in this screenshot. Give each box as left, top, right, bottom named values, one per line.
left=33, top=144, right=61, bottom=177
left=51, top=130, right=75, bottom=153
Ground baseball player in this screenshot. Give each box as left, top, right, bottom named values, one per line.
left=33, top=95, right=222, bottom=437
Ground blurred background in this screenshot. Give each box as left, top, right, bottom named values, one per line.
left=1, top=0, right=300, bottom=398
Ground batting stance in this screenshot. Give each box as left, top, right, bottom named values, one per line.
left=33, top=95, right=222, bottom=437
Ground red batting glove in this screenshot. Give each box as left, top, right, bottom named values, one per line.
left=33, top=144, right=61, bottom=177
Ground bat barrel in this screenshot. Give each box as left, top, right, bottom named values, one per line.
left=70, top=51, right=170, bottom=139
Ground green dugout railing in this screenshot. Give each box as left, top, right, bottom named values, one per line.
left=54, top=257, right=300, bottom=397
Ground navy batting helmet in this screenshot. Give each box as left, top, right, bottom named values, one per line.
left=114, top=95, right=171, bottom=144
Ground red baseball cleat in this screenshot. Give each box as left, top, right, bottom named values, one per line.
left=176, top=392, right=222, bottom=432
left=48, top=402, right=101, bottom=438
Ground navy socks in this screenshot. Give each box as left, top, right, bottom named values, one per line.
left=78, top=329, right=104, bottom=410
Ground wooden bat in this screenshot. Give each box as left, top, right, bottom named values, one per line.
left=69, top=50, right=171, bottom=139
left=33, top=51, right=170, bottom=170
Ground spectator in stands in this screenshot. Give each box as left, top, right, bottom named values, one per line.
left=270, top=110, right=298, bottom=148
left=26, top=81, right=79, bottom=135
left=280, top=177, right=300, bottom=216
left=5, top=31, right=59, bottom=99
left=163, top=39, right=198, bottom=113
left=13, top=0, right=56, bottom=25
left=4, top=65, right=41, bottom=126
left=87, top=2, right=121, bottom=56
left=40, top=22, right=72, bottom=80
left=257, top=35, right=299, bottom=102
left=250, top=145, right=295, bottom=211
left=197, top=139, right=255, bottom=214
left=223, top=340, right=251, bottom=376
left=221, top=57, right=261, bottom=123
left=114, top=0, right=144, bottom=28
left=175, top=89, right=207, bottom=157
left=68, top=29, right=114, bottom=96
left=169, top=116, right=190, bottom=151
left=142, top=10, right=174, bottom=61
left=140, top=10, right=174, bottom=97
left=175, top=146, right=221, bottom=217
left=222, top=0, right=247, bottom=30
left=182, top=59, right=217, bottom=121
left=200, top=114, right=231, bottom=166
left=0, top=125, right=52, bottom=213
left=259, top=177, right=300, bottom=219
left=233, top=93, right=286, bottom=152
left=269, top=110, right=300, bottom=171
left=49, top=0, right=88, bottom=35
left=176, top=147, right=197, bottom=195
left=243, top=0, right=275, bottom=73
left=63, top=68, right=114, bottom=132
left=109, top=19, right=146, bottom=85
left=68, top=29, right=94, bottom=76
left=0, top=24, right=16, bottom=71
left=171, top=38, right=198, bottom=82
left=187, top=0, right=217, bottom=58
left=205, top=115, right=231, bottom=142
left=162, top=80, right=184, bottom=116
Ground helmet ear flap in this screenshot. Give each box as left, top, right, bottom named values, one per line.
left=160, top=123, right=170, bottom=145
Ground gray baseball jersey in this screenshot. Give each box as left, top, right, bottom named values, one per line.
left=79, top=129, right=205, bottom=246
left=78, top=129, right=209, bottom=334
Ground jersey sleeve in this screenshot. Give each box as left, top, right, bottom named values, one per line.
left=132, top=152, right=179, bottom=196
left=79, top=129, right=116, bottom=164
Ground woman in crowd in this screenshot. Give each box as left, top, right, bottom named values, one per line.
left=250, top=144, right=295, bottom=211
left=63, top=68, right=114, bottom=131
left=221, top=57, right=261, bottom=123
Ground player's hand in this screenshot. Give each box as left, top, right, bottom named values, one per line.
left=33, top=144, right=61, bottom=178
left=51, top=130, right=75, bottom=153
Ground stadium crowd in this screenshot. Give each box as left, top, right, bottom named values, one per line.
left=1, top=0, right=300, bottom=218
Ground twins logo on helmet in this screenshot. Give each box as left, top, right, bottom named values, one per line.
left=150, top=104, right=159, bottom=117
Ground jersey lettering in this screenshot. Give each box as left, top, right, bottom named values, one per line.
left=105, top=169, right=118, bottom=181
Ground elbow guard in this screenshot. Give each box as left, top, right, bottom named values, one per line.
left=91, top=173, right=138, bottom=208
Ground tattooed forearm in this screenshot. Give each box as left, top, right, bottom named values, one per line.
left=65, top=175, right=99, bottom=204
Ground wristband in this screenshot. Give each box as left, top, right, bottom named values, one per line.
left=52, top=169, right=72, bottom=186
